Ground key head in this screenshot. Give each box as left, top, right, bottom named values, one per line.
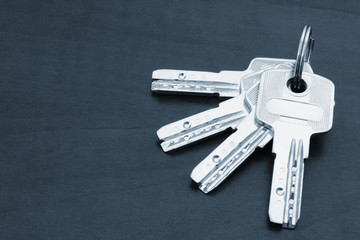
left=257, top=70, right=335, bottom=135
left=247, top=58, right=313, bottom=74
left=241, top=60, right=313, bottom=95
left=242, top=61, right=314, bottom=112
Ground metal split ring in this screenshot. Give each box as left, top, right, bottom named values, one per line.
left=291, top=25, right=314, bottom=91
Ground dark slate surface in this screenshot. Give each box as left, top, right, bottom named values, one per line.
left=1, top=1, right=359, bottom=239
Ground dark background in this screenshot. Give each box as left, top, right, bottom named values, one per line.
left=1, top=0, right=359, bottom=239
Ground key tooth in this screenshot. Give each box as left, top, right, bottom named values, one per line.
left=157, top=96, right=248, bottom=152
left=192, top=124, right=271, bottom=193
left=151, top=70, right=241, bottom=97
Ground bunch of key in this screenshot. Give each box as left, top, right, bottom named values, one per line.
left=151, top=25, right=335, bottom=229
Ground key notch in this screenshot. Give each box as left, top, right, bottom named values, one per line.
left=178, top=72, right=186, bottom=80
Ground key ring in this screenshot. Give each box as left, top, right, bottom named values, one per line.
left=290, top=25, right=314, bottom=92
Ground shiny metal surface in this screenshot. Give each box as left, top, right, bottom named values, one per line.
left=190, top=83, right=271, bottom=193
left=256, top=70, right=335, bottom=228
left=190, top=63, right=313, bottom=193
left=156, top=60, right=312, bottom=152
left=151, top=58, right=313, bottom=97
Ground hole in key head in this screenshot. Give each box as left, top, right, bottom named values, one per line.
left=287, top=77, right=307, bottom=93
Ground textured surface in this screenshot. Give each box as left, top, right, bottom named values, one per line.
left=1, top=0, right=359, bottom=239
left=257, top=70, right=335, bottom=132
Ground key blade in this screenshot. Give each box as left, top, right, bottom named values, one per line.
left=191, top=124, right=271, bottom=193
left=157, top=96, right=248, bottom=152
left=191, top=80, right=272, bottom=192
left=284, top=139, right=304, bottom=229
left=152, top=70, right=242, bottom=97
left=268, top=138, right=304, bottom=229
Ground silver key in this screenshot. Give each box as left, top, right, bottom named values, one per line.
left=157, top=96, right=248, bottom=152
left=256, top=69, right=335, bottom=228
left=190, top=83, right=271, bottom=193
left=152, top=58, right=312, bottom=97
left=156, top=62, right=313, bottom=152
left=190, top=64, right=313, bottom=193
